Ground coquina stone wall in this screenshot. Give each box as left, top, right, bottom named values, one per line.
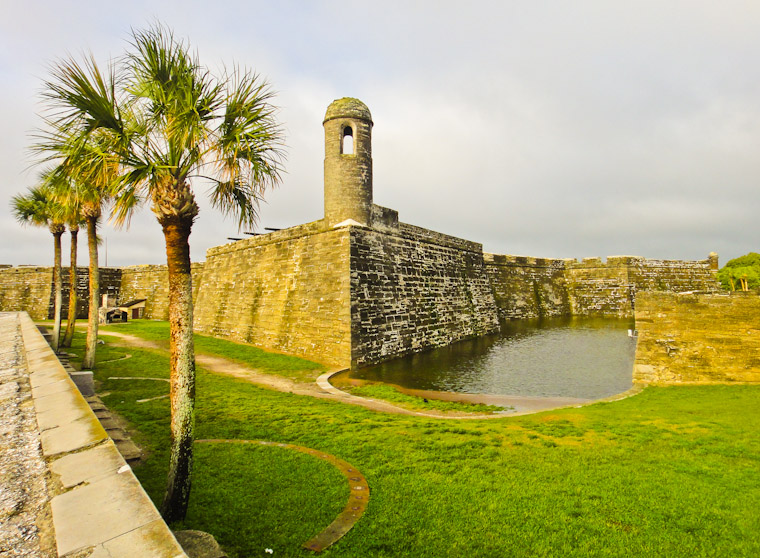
left=634, top=291, right=760, bottom=383
left=484, top=255, right=571, bottom=319
left=350, top=224, right=500, bottom=367
left=119, top=263, right=205, bottom=320
left=193, top=221, right=352, bottom=368
left=0, top=241, right=721, bottom=368
left=484, top=254, right=719, bottom=320
left=0, top=266, right=122, bottom=320
left=0, top=267, right=53, bottom=320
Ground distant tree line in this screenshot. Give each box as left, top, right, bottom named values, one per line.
left=718, top=252, right=760, bottom=291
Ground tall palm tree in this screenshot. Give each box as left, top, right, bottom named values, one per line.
left=39, top=25, right=284, bottom=522
left=36, top=56, right=127, bottom=369
left=122, top=25, right=283, bottom=522
left=11, top=182, right=66, bottom=350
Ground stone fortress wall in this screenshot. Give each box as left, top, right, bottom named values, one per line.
left=119, top=263, right=206, bottom=320
left=0, top=98, right=722, bottom=370
left=192, top=221, right=352, bottom=367
left=484, top=253, right=720, bottom=321
left=0, top=266, right=121, bottom=321
left=634, top=291, right=760, bottom=383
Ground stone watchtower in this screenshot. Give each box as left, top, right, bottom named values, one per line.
left=323, top=98, right=374, bottom=227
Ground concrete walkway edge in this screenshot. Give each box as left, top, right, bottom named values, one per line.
left=18, top=313, right=188, bottom=558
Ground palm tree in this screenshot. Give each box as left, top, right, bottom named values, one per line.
left=36, top=56, right=127, bottom=369
left=123, top=25, right=283, bottom=522
left=11, top=182, right=66, bottom=350
left=39, top=25, right=284, bottom=522
left=61, top=204, right=84, bottom=348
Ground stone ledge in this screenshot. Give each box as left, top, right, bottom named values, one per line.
left=17, top=312, right=188, bottom=558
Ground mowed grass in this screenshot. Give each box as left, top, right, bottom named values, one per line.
left=63, top=326, right=760, bottom=558
left=346, top=383, right=505, bottom=414
left=100, top=320, right=326, bottom=382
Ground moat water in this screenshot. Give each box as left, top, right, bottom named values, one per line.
left=345, top=317, right=637, bottom=405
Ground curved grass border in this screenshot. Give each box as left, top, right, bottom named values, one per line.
left=194, top=439, right=369, bottom=552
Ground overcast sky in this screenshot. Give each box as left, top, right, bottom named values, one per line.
left=2, top=1, right=758, bottom=268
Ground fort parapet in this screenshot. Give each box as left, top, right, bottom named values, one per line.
left=0, top=98, right=721, bottom=368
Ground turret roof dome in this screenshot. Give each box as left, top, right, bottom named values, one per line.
left=323, top=97, right=372, bottom=124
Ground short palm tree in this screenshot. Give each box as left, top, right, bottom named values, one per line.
left=11, top=182, right=66, bottom=350
left=61, top=200, right=84, bottom=348
left=39, top=24, right=284, bottom=522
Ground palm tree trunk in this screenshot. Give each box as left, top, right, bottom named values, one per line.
left=61, top=225, right=79, bottom=348
left=52, top=229, right=64, bottom=352
left=82, top=216, right=99, bottom=369
left=159, top=215, right=196, bottom=523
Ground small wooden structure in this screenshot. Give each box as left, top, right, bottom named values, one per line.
left=118, top=299, right=147, bottom=320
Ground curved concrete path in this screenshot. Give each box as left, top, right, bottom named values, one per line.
left=195, top=439, right=369, bottom=552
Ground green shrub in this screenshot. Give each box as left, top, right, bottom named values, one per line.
left=717, top=252, right=760, bottom=290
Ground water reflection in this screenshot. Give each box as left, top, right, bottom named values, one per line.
left=350, top=317, right=636, bottom=400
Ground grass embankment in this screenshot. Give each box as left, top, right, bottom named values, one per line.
left=98, top=321, right=496, bottom=413
left=100, top=320, right=326, bottom=382
left=63, top=323, right=760, bottom=558
left=344, top=383, right=504, bottom=414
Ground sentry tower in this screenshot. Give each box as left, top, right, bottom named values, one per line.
left=323, top=98, right=374, bottom=227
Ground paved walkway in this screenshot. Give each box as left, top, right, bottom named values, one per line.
left=0, top=313, right=54, bottom=557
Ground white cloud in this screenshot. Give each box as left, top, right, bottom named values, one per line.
left=2, top=1, right=759, bottom=267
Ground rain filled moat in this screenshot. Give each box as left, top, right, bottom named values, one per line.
left=336, top=317, right=637, bottom=409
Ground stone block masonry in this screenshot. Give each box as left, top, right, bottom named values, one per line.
left=485, top=254, right=719, bottom=320
left=193, top=220, right=352, bottom=368
left=0, top=264, right=204, bottom=323
left=0, top=244, right=721, bottom=369
left=119, top=263, right=205, bottom=320
left=0, top=266, right=53, bottom=320
left=350, top=224, right=500, bottom=367
left=484, top=255, right=571, bottom=319
left=634, top=291, right=760, bottom=383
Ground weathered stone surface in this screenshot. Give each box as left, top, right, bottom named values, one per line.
left=485, top=253, right=719, bottom=320
left=324, top=98, right=374, bottom=227
left=0, top=266, right=121, bottom=321
left=634, top=291, right=760, bottom=383
left=50, top=443, right=127, bottom=489
left=350, top=224, right=500, bottom=366
left=119, top=263, right=205, bottom=320
left=174, top=530, right=227, bottom=558
left=193, top=221, right=352, bottom=367
left=0, top=313, right=54, bottom=558
left=0, top=267, right=52, bottom=320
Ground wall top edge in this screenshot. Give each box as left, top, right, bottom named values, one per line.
left=205, top=218, right=341, bottom=258
left=483, top=253, right=714, bottom=268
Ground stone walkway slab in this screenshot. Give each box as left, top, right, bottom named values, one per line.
left=14, top=313, right=187, bottom=558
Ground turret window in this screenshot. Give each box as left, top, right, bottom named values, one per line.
left=342, top=126, right=354, bottom=155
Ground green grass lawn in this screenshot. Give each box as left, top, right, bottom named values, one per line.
left=99, top=320, right=327, bottom=382
left=63, top=325, right=760, bottom=557
left=345, top=383, right=506, bottom=414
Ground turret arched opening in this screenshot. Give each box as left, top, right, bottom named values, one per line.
left=342, top=125, right=354, bottom=155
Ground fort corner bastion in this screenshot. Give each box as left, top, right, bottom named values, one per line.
left=0, top=98, right=721, bottom=369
